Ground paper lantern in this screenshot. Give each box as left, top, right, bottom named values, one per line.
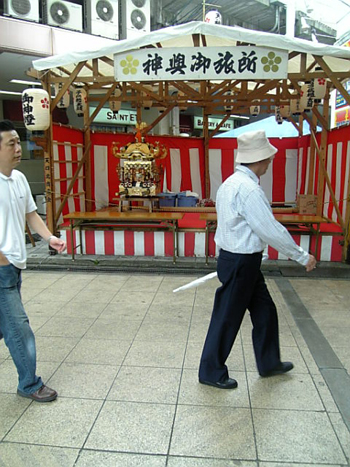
left=275, top=106, right=283, bottom=125
left=22, top=88, right=50, bottom=131
left=109, top=88, right=122, bottom=113
left=205, top=10, right=222, bottom=24
left=279, top=103, right=291, bottom=119
left=313, top=77, right=327, bottom=102
left=250, top=102, right=260, bottom=116
left=54, top=83, right=70, bottom=108
left=224, top=91, right=233, bottom=112
left=290, top=95, right=302, bottom=115
left=300, top=82, right=314, bottom=111
left=73, top=88, right=87, bottom=117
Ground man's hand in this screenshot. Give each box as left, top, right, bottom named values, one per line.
left=305, top=254, right=317, bottom=272
left=0, top=251, right=10, bottom=266
left=48, top=236, right=66, bottom=253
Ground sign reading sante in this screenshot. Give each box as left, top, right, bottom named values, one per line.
left=114, top=47, right=288, bottom=81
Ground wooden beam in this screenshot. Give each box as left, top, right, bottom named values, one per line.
left=51, top=61, right=87, bottom=110
left=209, top=113, right=231, bottom=139
left=203, top=111, right=210, bottom=199
left=84, top=83, right=118, bottom=129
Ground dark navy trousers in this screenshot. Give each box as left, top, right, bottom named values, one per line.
left=199, top=249, right=281, bottom=383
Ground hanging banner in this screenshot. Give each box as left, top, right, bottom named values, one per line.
left=114, top=47, right=288, bottom=81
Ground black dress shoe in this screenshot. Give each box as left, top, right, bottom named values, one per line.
left=259, top=361, right=294, bottom=377
left=199, top=377, right=238, bottom=389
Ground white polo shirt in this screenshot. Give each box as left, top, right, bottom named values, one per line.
left=0, top=169, right=37, bottom=269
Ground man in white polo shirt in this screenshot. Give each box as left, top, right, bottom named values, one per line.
left=0, top=120, right=66, bottom=402
left=199, top=130, right=316, bottom=389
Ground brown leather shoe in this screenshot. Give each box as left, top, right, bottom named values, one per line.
left=17, top=385, right=58, bottom=402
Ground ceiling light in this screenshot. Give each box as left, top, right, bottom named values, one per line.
left=0, top=90, right=23, bottom=96
left=230, top=114, right=250, bottom=119
left=10, top=79, right=41, bottom=86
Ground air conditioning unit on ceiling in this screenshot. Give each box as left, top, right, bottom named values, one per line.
left=85, top=0, right=119, bottom=39
left=120, top=0, right=150, bottom=39
left=44, top=0, right=83, bottom=32
left=4, top=0, right=40, bottom=22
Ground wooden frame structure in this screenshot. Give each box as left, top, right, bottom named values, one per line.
left=29, top=22, right=350, bottom=262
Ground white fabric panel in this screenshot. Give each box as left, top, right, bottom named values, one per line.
left=154, top=232, right=165, bottom=256
left=194, top=232, right=205, bottom=257
left=323, top=144, right=332, bottom=218
left=320, top=236, right=332, bottom=261
left=335, top=142, right=342, bottom=222
left=64, top=145, right=75, bottom=214
left=300, top=235, right=310, bottom=253
left=297, top=147, right=303, bottom=194
left=260, top=161, right=273, bottom=202
left=178, top=232, right=185, bottom=257
left=134, top=231, right=145, bottom=255
left=304, top=147, right=311, bottom=194
left=114, top=231, right=125, bottom=255
left=94, top=145, right=109, bottom=210
left=285, top=149, right=298, bottom=202
left=77, top=145, right=85, bottom=212
left=95, top=230, right=105, bottom=255
left=344, top=141, right=350, bottom=219
left=209, top=149, right=222, bottom=200
left=189, top=148, right=202, bottom=198
left=170, top=148, right=181, bottom=193
left=162, top=167, right=168, bottom=192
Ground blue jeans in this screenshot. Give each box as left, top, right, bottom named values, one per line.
left=0, top=263, right=43, bottom=394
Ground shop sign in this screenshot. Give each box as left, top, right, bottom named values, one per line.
left=114, top=47, right=288, bottom=81
left=194, top=116, right=233, bottom=131
left=89, top=107, right=137, bottom=125
left=335, top=80, right=350, bottom=108
left=335, top=107, right=350, bottom=127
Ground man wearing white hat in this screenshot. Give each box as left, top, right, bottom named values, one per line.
left=199, top=130, right=316, bottom=389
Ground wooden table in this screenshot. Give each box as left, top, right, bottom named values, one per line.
left=112, top=196, right=160, bottom=212
left=200, top=213, right=326, bottom=264
left=63, top=211, right=184, bottom=263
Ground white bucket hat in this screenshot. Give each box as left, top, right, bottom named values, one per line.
left=236, top=130, right=278, bottom=164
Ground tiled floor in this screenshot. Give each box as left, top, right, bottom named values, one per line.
left=0, top=269, right=350, bottom=466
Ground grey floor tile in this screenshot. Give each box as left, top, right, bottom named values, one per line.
left=32, top=288, right=80, bottom=303
left=120, top=275, right=164, bottom=292
left=108, top=366, right=181, bottom=403
left=321, top=326, right=350, bottom=348
left=0, top=395, right=31, bottom=439
left=151, top=292, right=195, bottom=308
left=35, top=336, right=81, bottom=363
left=333, top=346, right=350, bottom=373
left=144, top=305, right=193, bottom=324
left=5, top=398, right=103, bottom=448
left=35, top=317, right=95, bottom=338
left=0, top=360, right=60, bottom=394
left=170, top=405, right=256, bottom=459
left=72, top=289, right=118, bottom=303
left=124, top=339, right=186, bottom=368
left=253, top=408, right=347, bottom=464
left=135, top=322, right=189, bottom=342
left=66, top=338, right=131, bottom=365
left=311, top=374, right=340, bottom=413
left=0, top=443, right=79, bottom=467
left=85, top=401, right=175, bottom=454
left=54, top=301, right=107, bottom=319
left=110, top=291, right=156, bottom=305
left=168, top=459, right=257, bottom=467
left=328, top=412, right=350, bottom=464
left=99, top=302, right=148, bottom=321
left=47, top=362, right=119, bottom=399
left=25, top=300, right=64, bottom=317
left=85, top=320, right=141, bottom=340
left=179, top=369, right=249, bottom=407
left=75, top=450, right=167, bottom=466
left=247, top=372, right=324, bottom=410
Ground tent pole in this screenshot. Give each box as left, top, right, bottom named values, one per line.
left=84, top=91, right=92, bottom=212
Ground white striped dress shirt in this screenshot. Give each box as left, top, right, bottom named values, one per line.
left=214, top=165, right=309, bottom=266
